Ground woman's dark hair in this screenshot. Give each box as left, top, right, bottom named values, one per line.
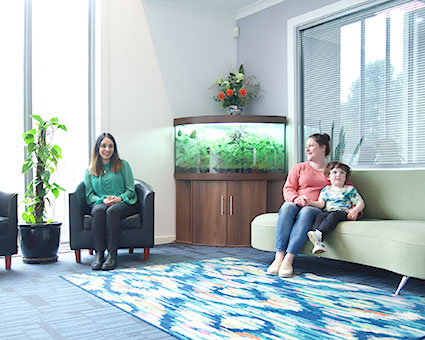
left=90, top=133, right=122, bottom=176
left=324, top=161, right=351, bottom=180
left=309, top=133, right=331, bottom=156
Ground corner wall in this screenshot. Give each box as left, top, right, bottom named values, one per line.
left=100, top=0, right=175, bottom=244
left=142, top=1, right=238, bottom=118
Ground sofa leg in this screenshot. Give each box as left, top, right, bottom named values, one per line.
left=5, top=256, right=11, bottom=270
left=129, top=248, right=134, bottom=254
left=75, top=250, right=81, bottom=264
left=144, top=248, right=150, bottom=261
left=394, top=275, right=409, bottom=295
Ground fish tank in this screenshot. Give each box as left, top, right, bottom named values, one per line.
left=174, top=115, right=286, bottom=174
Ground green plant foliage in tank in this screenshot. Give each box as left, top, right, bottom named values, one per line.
left=175, top=126, right=285, bottom=173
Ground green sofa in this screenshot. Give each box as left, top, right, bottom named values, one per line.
left=251, top=170, right=425, bottom=294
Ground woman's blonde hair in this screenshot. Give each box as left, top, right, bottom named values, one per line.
left=89, top=133, right=122, bottom=177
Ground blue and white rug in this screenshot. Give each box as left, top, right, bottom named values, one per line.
left=61, top=257, right=425, bottom=339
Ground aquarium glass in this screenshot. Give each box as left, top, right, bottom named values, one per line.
left=175, top=122, right=285, bottom=173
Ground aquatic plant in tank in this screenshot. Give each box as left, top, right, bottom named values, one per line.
left=175, top=122, right=285, bottom=173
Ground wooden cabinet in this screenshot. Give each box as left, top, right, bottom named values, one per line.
left=192, top=180, right=266, bottom=246
left=176, top=174, right=286, bottom=246
left=174, top=114, right=287, bottom=247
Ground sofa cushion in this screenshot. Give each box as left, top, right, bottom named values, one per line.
left=332, top=219, right=425, bottom=246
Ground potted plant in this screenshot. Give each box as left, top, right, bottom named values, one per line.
left=19, top=115, right=67, bottom=263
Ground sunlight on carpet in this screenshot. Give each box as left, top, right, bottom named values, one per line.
left=61, top=257, right=425, bottom=340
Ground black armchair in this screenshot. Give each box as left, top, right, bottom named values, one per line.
left=69, top=179, right=154, bottom=263
left=0, top=191, right=18, bottom=270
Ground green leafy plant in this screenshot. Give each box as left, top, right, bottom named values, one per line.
left=211, top=64, right=262, bottom=110
left=21, top=115, right=67, bottom=224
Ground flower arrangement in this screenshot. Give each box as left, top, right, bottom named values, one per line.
left=212, top=64, right=262, bottom=113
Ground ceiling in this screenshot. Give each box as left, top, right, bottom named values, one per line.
left=145, top=0, right=284, bottom=19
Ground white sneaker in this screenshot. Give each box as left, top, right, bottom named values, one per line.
left=312, top=242, right=326, bottom=254
left=308, top=230, right=326, bottom=254
left=307, top=230, right=322, bottom=245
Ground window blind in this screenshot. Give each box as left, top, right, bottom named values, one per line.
left=300, top=0, right=425, bottom=168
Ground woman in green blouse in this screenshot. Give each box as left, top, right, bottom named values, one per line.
left=84, top=133, right=137, bottom=270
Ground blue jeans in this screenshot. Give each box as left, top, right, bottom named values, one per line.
left=274, top=202, right=322, bottom=254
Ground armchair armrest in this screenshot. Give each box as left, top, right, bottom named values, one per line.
left=0, top=191, right=17, bottom=238
left=69, top=182, right=89, bottom=232
left=134, top=179, right=155, bottom=242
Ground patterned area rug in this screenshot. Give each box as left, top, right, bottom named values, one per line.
left=61, top=257, right=425, bottom=340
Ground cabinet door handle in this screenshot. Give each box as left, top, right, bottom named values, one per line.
left=229, top=195, right=233, bottom=216
left=220, top=195, right=224, bottom=215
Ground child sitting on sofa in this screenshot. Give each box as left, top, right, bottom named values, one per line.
left=307, top=161, right=365, bottom=254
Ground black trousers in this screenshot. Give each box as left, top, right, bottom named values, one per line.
left=312, top=210, right=348, bottom=240
left=90, top=202, right=138, bottom=253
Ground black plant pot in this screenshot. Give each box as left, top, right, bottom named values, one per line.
left=18, top=222, right=61, bottom=264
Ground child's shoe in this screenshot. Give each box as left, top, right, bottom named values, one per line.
left=307, top=230, right=326, bottom=254
left=312, top=242, right=326, bottom=254
left=307, top=229, right=322, bottom=245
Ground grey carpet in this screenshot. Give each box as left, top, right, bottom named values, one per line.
left=0, top=243, right=423, bottom=340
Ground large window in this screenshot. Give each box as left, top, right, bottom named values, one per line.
left=300, top=0, right=425, bottom=168
left=0, top=1, right=24, bottom=196
left=31, top=0, right=93, bottom=241
left=0, top=0, right=96, bottom=243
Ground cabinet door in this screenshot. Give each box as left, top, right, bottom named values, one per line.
left=192, top=181, right=227, bottom=246
left=227, top=181, right=266, bottom=246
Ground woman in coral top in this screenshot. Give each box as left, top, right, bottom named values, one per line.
left=266, top=133, right=331, bottom=277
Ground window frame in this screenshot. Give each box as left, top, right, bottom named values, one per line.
left=287, top=0, right=425, bottom=170
left=23, top=0, right=96, bottom=190
left=22, top=0, right=97, bottom=243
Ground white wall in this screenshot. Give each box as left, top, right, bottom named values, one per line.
left=100, top=0, right=240, bottom=244
left=100, top=0, right=175, bottom=244
left=142, top=0, right=238, bottom=117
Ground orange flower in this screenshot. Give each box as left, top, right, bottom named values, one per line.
left=217, top=92, right=225, bottom=100
left=225, top=89, right=234, bottom=96
left=238, top=88, right=247, bottom=97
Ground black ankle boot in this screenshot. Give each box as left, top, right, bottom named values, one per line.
left=91, top=251, right=104, bottom=270
left=101, top=251, right=117, bottom=271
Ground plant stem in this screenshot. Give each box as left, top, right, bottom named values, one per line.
left=35, top=123, right=46, bottom=222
